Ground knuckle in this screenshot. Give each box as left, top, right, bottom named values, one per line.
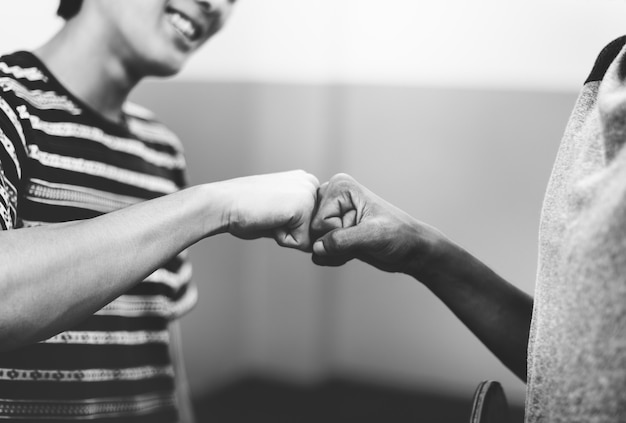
left=310, top=221, right=322, bottom=233
left=333, top=173, right=353, bottom=182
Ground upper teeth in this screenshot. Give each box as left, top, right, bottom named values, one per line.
left=168, top=12, right=197, bottom=39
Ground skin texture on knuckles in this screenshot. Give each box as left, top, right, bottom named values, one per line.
left=310, top=173, right=436, bottom=274
left=224, top=170, right=320, bottom=252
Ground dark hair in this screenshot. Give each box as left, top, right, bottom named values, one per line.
left=57, top=0, right=83, bottom=20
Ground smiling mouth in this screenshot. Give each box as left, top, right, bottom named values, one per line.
left=165, top=8, right=201, bottom=42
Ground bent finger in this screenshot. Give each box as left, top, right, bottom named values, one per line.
left=274, top=225, right=312, bottom=252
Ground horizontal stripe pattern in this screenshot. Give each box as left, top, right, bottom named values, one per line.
left=0, top=77, right=81, bottom=115
left=25, top=179, right=142, bottom=213
left=0, top=365, right=174, bottom=383
left=96, top=284, right=199, bottom=319
left=0, top=51, right=197, bottom=421
left=24, top=111, right=185, bottom=169
left=0, top=61, right=47, bottom=82
left=41, top=330, right=170, bottom=346
left=144, top=261, right=193, bottom=291
left=27, top=144, right=180, bottom=194
left=0, top=392, right=177, bottom=419
left=126, top=116, right=184, bottom=149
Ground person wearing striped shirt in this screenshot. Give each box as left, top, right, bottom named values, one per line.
left=0, top=0, right=319, bottom=421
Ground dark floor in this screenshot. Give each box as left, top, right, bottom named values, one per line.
left=194, top=377, right=525, bottom=423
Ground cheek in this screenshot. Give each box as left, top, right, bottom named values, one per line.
left=125, top=17, right=171, bottom=56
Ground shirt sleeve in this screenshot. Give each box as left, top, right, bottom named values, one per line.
left=0, top=96, right=27, bottom=230
left=585, top=35, right=626, bottom=85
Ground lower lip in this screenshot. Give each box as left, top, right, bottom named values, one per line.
left=167, top=19, right=195, bottom=51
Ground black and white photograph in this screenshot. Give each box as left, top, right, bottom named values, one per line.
left=0, top=1, right=625, bottom=422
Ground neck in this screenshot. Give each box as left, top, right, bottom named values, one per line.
left=34, top=19, right=142, bottom=124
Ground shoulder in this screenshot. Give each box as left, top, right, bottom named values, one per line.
left=0, top=50, right=81, bottom=122
left=0, top=51, right=49, bottom=84
left=0, top=50, right=53, bottom=100
left=584, top=35, right=626, bottom=84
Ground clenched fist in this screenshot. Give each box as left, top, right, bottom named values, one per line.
left=223, top=170, right=319, bottom=251
left=310, top=173, right=443, bottom=275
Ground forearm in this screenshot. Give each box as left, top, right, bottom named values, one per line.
left=409, top=237, right=532, bottom=381
left=311, top=173, right=533, bottom=380
left=0, top=183, right=228, bottom=351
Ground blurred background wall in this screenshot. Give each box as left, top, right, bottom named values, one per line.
left=3, top=0, right=626, bottom=411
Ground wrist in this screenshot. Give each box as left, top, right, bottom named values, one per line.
left=403, top=224, right=454, bottom=284
left=188, top=182, right=233, bottom=238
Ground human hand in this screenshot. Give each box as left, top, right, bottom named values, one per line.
left=310, top=173, right=442, bottom=274
left=224, top=170, right=320, bottom=251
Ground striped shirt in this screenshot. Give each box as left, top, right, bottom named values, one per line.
left=0, top=51, right=197, bottom=422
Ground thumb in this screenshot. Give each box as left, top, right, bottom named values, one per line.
left=313, top=224, right=367, bottom=256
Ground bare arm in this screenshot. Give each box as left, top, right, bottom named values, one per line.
left=414, top=239, right=532, bottom=381
left=0, top=170, right=319, bottom=351
left=311, top=173, right=532, bottom=381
